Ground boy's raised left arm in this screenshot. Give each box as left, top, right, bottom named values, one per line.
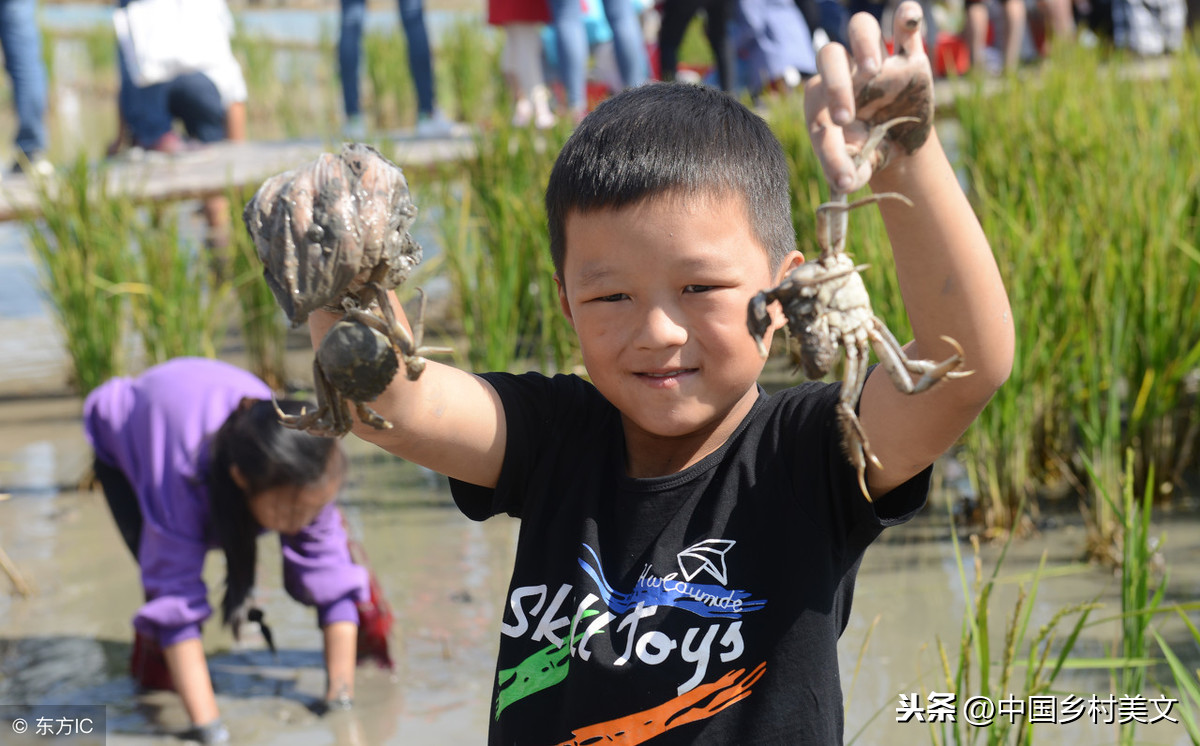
left=804, top=1, right=1015, bottom=499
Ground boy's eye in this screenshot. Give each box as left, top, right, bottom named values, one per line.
left=684, top=284, right=717, bottom=294
left=593, top=293, right=628, bottom=302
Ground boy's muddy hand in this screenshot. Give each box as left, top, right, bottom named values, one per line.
left=804, top=0, right=934, bottom=193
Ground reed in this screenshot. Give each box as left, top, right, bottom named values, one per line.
left=23, top=156, right=135, bottom=394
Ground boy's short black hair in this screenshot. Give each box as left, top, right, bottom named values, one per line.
left=546, top=82, right=796, bottom=278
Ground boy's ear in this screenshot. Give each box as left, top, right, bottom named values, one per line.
left=774, top=250, right=805, bottom=284
left=555, top=274, right=577, bottom=329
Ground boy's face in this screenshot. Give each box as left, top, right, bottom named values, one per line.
left=558, top=193, right=801, bottom=457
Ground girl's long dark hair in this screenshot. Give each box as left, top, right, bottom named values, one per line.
left=206, top=398, right=340, bottom=633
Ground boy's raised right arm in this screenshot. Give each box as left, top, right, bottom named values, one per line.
left=803, top=2, right=1015, bottom=499
left=307, top=295, right=507, bottom=489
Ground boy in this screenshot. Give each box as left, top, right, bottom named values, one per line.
left=303, top=4, right=1013, bottom=742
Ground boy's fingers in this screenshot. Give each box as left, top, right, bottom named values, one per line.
left=892, top=0, right=926, bottom=57
left=845, top=11, right=884, bottom=79
left=803, top=78, right=854, bottom=191
left=814, top=42, right=854, bottom=126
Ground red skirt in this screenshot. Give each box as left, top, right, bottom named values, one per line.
left=488, top=0, right=552, bottom=25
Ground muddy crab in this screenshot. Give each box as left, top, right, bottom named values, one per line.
left=747, top=115, right=971, bottom=500
left=243, top=143, right=446, bottom=437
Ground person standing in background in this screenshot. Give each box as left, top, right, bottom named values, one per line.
left=489, top=0, right=556, bottom=129
left=546, top=0, right=647, bottom=121
left=338, top=0, right=461, bottom=138
left=657, top=0, right=737, bottom=92
left=0, top=0, right=51, bottom=176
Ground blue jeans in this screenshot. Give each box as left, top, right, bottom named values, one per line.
left=339, top=0, right=435, bottom=118
left=118, top=54, right=226, bottom=145
left=547, top=0, right=647, bottom=110
left=0, top=0, right=47, bottom=156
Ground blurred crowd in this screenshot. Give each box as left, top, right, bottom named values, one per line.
left=0, top=0, right=1190, bottom=174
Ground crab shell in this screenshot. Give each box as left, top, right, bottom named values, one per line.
left=242, top=143, right=423, bottom=326
left=317, top=319, right=399, bottom=403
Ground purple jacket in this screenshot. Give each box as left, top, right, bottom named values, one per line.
left=83, top=357, right=369, bottom=646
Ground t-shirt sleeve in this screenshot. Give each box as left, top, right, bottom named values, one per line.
left=280, top=503, right=369, bottom=627
left=775, top=374, right=930, bottom=558
left=134, top=522, right=212, bottom=646
left=449, top=372, right=591, bottom=521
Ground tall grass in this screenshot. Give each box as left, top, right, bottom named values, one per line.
left=226, top=185, right=289, bottom=390
left=1154, top=619, right=1200, bottom=742
left=436, top=19, right=503, bottom=125
left=954, top=45, right=1200, bottom=530
left=434, top=124, right=578, bottom=373
left=23, top=156, right=134, bottom=394
left=769, top=47, right=1200, bottom=533
left=1103, top=451, right=1166, bottom=744
left=930, top=510, right=1098, bottom=746
left=122, top=206, right=230, bottom=364
left=24, top=159, right=240, bottom=392
left=364, top=30, right=417, bottom=130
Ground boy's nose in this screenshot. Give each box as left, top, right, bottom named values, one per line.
left=635, top=305, right=688, bottom=349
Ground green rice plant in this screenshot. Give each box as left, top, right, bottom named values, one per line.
left=233, top=34, right=339, bottom=139
left=232, top=31, right=282, bottom=132
left=1153, top=617, right=1200, bottom=743
left=22, top=155, right=136, bottom=394
left=1080, top=449, right=1200, bottom=744
left=226, top=185, right=289, bottom=390
left=930, top=512, right=1100, bottom=746
left=433, top=123, right=577, bottom=372
left=364, top=30, right=416, bottom=130
left=436, top=18, right=504, bottom=126
left=77, top=25, right=118, bottom=75
left=953, top=43, right=1200, bottom=529
left=1104, top=451, right=1166, bottom=744
left=119, top=205, right=231, bottom=364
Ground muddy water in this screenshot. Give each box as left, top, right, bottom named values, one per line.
left=0, top=408, right=515, bottom=745
left=2, top=393, right=1199, bottom=745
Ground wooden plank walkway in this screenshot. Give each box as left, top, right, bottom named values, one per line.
left=0, top=133, right=477, bottom=222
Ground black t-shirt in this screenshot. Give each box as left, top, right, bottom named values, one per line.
left=451, top=372, right=929, bottom=745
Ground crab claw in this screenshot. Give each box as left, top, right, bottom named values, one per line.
left=747, top=292, right=774, bottom=357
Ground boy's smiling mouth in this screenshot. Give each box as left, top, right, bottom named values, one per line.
left=635, top=368, right=698, bottom=386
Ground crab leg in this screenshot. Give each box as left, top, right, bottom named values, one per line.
left=354, top=401, right=394, bottom=430
left=356, top=283, right=452, bottom=381
left=816, top=192, right=914, bottom=259
left=836, top=337, right=880, bottom=500
left=867, top=323, right=972, bottom=394
left=274, top=358, right=341, bottom=435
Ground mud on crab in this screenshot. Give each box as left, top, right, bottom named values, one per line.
left=747, top=118, right=971, bottom=499
left=243, top=143, right=447, bottom=437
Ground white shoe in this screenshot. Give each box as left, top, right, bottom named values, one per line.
left=530, top=85, right=557, bottom=130
left=415, top=112, right=466, bottom=138
left=342, top=114, right=367, bottom=141
left=512, top=99, right=534, bottom=128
